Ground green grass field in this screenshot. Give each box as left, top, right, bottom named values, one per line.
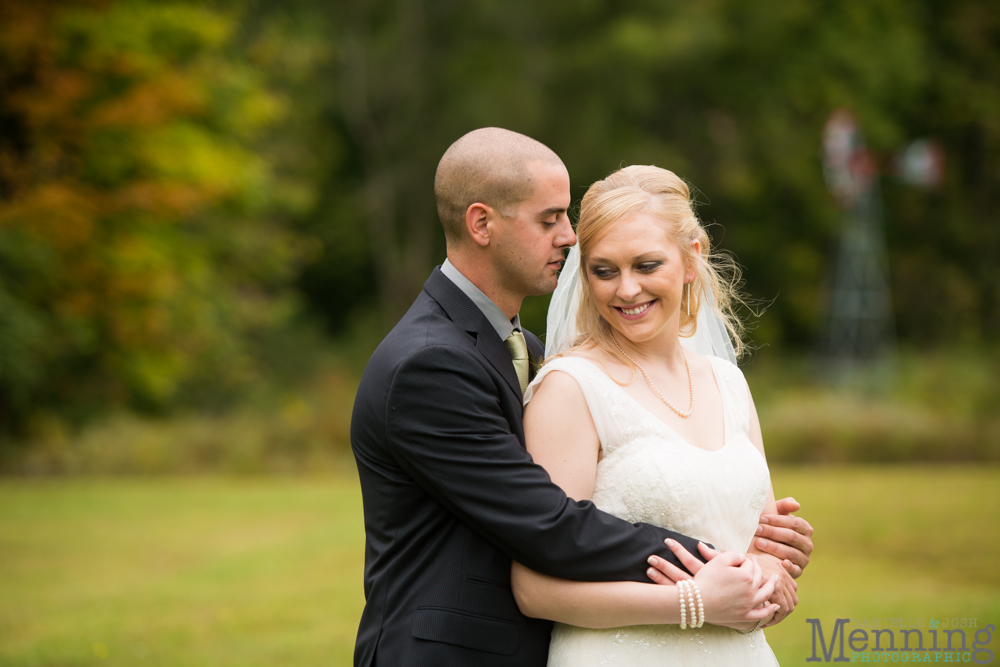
left=1, top=466, right=998, bottom=666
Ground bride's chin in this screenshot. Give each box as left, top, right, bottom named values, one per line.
left=609, top=327, right=644, bottom=345
left=611, top=321, right=678, bottom=347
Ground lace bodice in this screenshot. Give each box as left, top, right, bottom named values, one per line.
left=524, top=353, right=777, bottom=666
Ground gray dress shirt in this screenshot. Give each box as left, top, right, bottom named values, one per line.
left=440, top=259, right=522, bottom=341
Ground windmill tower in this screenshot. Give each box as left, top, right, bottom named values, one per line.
left=822, top=110, right=895, bottom=373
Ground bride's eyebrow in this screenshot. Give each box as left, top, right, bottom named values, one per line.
left=588, top=252, right=666, bottom=265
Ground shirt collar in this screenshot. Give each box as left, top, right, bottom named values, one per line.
left=441, top=258, right=520, bottom=341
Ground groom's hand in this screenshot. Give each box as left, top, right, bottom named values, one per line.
left=753, top=497, right=813, bottom=578
left=747, top=551, right=798, bottom=626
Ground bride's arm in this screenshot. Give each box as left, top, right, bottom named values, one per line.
left=513, top=369, right=676, bottom=627
left=519, top=370, right=600, bottom=511
left=744, top=382, right=806, bottom=624
left=512, top=369, right=778, bottom=629
left=513, top=549, right=777, bottom=629
left=746, top=386, right=780, bottom=523
left=745, top=386, right=814, bottom=576
left=512, top=563, right=685, bottom=628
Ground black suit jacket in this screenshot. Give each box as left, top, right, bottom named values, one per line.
left=350, top=267, right=706, bottom=667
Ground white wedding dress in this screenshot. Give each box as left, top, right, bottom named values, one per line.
left=523, top=353, right=778, bottom=667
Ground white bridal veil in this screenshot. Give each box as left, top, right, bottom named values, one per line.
left=545, top=244, right=738, bottom=364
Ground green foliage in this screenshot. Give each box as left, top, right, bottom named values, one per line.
left=0, top=347, right=992, bottom=475
left=0, top=0, right=308, bottom=429
left=245, top=0, right=999, bottom=351
left=746, top=347, right=1000, bottom=463
left=0, top=363, right=357, bottom=475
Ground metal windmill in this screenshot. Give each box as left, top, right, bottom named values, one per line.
left=821, top=110, right=895, bottom=373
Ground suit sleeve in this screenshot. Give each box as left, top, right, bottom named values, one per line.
left=384, top=344, right=707, bottom=583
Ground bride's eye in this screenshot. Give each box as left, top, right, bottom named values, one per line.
left=591, top=266, right=616, bottom=279
left=637, top=261, right=662, bottom=272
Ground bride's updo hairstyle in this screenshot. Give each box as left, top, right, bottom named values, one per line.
left=573, top=165, right=748, bottom=359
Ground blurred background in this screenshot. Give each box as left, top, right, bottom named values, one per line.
left=0, top=0, right=997, bottom=665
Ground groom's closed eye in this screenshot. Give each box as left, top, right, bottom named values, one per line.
left=539, top=206, right=568, bottom=223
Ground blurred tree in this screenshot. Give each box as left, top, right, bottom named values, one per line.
left=0, top=0, right=308, bottom=431
left=882, top=0, right=1000, bottom=346
left=253, top=0, right=997, bottom=353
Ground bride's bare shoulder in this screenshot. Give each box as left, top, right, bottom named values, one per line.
left=550, top=342, right=597, bottom=360
left=685, top=349, right=747, bottom=394
left=553, top=344, right=612, bottom=366
left=524, top=364, right=589, bottom=425
left=530, top=347, right=603, bottom=402
left=683, top=348, right=714, bottom=372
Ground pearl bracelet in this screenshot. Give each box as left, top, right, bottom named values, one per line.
left=678, top=580, right=704, bottom=629
left=678, top=580, right=688, bottom=629
left=691, top=581, right=704, bottom=628
left=684, top=582, right=697, bottom=629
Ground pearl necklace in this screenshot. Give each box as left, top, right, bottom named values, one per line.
left=610, top=332, right=694, bottom=418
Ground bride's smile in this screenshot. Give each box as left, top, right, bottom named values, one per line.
left=614, top=300, right=655, bottom=319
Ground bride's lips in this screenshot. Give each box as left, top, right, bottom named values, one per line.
left=613, top=300, right=656, bottom=320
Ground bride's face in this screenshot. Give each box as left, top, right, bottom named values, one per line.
left=585, top=212, right=696, bottom=345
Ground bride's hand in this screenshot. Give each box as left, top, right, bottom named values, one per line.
left=692, top=552, right=779, bottom=629
left=645, top=538, right=719, bottom=584
left=647, top=541, right=778, bottom=629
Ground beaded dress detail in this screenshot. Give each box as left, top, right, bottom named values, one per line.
left=523, top=354, right=778, bottom=667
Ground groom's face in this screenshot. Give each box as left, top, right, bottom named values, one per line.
left=492, top=161, right=576, bottom=299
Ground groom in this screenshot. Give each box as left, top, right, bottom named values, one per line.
left=350, top=128, right=811, bottom=667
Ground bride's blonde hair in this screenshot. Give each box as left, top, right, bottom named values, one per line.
left=571, top=165, right=749, bottom=361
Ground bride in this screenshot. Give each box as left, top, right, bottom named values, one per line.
left=512, top=165, right=788, bottom=666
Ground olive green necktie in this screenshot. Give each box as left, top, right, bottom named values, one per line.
left=504, top=330, right=529, bottom=395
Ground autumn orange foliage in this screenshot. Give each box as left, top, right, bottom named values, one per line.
left=0, top=0, right=302, bottom=429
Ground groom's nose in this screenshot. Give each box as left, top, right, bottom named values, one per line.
left=554, top=216, right=576, bottom=248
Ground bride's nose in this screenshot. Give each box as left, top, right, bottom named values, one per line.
left=616, top=270, right=642, bottom=301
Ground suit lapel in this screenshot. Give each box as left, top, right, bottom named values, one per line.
left=423, top=268, right=523, bottom=400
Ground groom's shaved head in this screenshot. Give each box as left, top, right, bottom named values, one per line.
left=435, top=128, right=564, bottom=245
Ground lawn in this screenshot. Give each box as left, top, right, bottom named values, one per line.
left=0, top=477, right=364, bottom=666
left=1, top=465, right=998, bottom=666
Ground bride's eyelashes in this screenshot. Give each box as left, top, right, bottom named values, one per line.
left=590, top=265, right=617, bottom=280
left=589, top=260, right=665, bottom=280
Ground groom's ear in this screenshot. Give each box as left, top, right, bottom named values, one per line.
left=466, top=202, right=493, bottom=247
